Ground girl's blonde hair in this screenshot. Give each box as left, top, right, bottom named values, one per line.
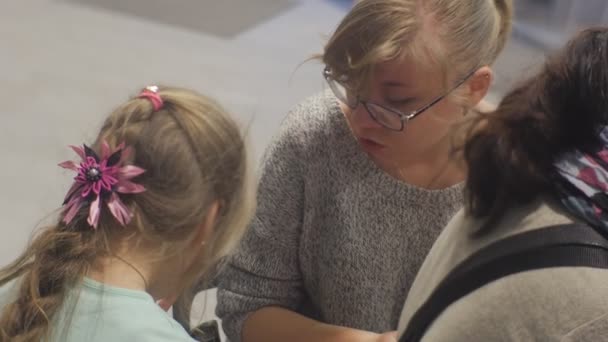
left=0, top=86, right=255, bottom=341
left=323, top=0, right=513, bottom=91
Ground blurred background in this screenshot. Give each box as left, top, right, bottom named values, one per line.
left=1, top=0, right=607, bottom=339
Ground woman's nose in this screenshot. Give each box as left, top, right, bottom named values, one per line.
left=352, top=104, right=383, bottom=129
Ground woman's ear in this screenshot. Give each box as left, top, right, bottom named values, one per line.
left=193, top=201, right=221, bottom=247
left=466, top=66, right=493, bottom=108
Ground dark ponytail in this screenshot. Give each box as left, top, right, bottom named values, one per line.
left=464, top=27, right=608, bottom=234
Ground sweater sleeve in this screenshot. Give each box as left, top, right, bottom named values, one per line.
left=216, top=105, right=309, bottom=342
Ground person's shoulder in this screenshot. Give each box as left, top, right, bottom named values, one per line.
left=279, top=90, right=341, bottom=140
left=71, top=287, right=195, bottom=342
left=105, top=300, right=195, bottom=341
left=491, top=197, right=575, bottom=237
left=424, top=266, right=608, bottom=341
left=267, top=90, right=342, bottom=161
left=126, top=302, right=195, bottom=341
left=285, top=90, right=337, bottom=123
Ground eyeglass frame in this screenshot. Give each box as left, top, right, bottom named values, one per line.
left=323, top=66, right=477, bottom=131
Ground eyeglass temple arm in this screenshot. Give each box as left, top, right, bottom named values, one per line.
left=403, top=70, right=478, bottom=122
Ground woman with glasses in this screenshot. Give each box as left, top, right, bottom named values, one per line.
left=398, top=27, right=608, bottom=342
left=217, top=1, right=512, bottom=341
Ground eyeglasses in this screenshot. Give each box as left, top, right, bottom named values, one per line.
left=323, top=66, right=476, bottom=131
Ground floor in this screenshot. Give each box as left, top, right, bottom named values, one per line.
left=0, top=0, right=548, bottom=339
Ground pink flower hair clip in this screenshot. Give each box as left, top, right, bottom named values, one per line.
left=59, top=141, right=146, bottom=228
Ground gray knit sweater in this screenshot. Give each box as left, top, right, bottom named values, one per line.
left=216, top=91, right=463, bottom=342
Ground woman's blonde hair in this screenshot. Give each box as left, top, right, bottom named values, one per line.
left=323, top=0, right=513, bottom=91
left=0, top=86, right=255, bottom=341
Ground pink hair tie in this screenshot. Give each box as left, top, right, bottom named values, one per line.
left=138, top=85, right=163, bottom=111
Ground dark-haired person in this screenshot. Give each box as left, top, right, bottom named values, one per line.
left=397, top=27, right=608, bottom=341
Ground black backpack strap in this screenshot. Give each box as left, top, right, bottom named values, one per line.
left=400, top=223, right=608, bottom=342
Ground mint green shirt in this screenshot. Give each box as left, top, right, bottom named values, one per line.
left=0, top=278, right=195, bottom=342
